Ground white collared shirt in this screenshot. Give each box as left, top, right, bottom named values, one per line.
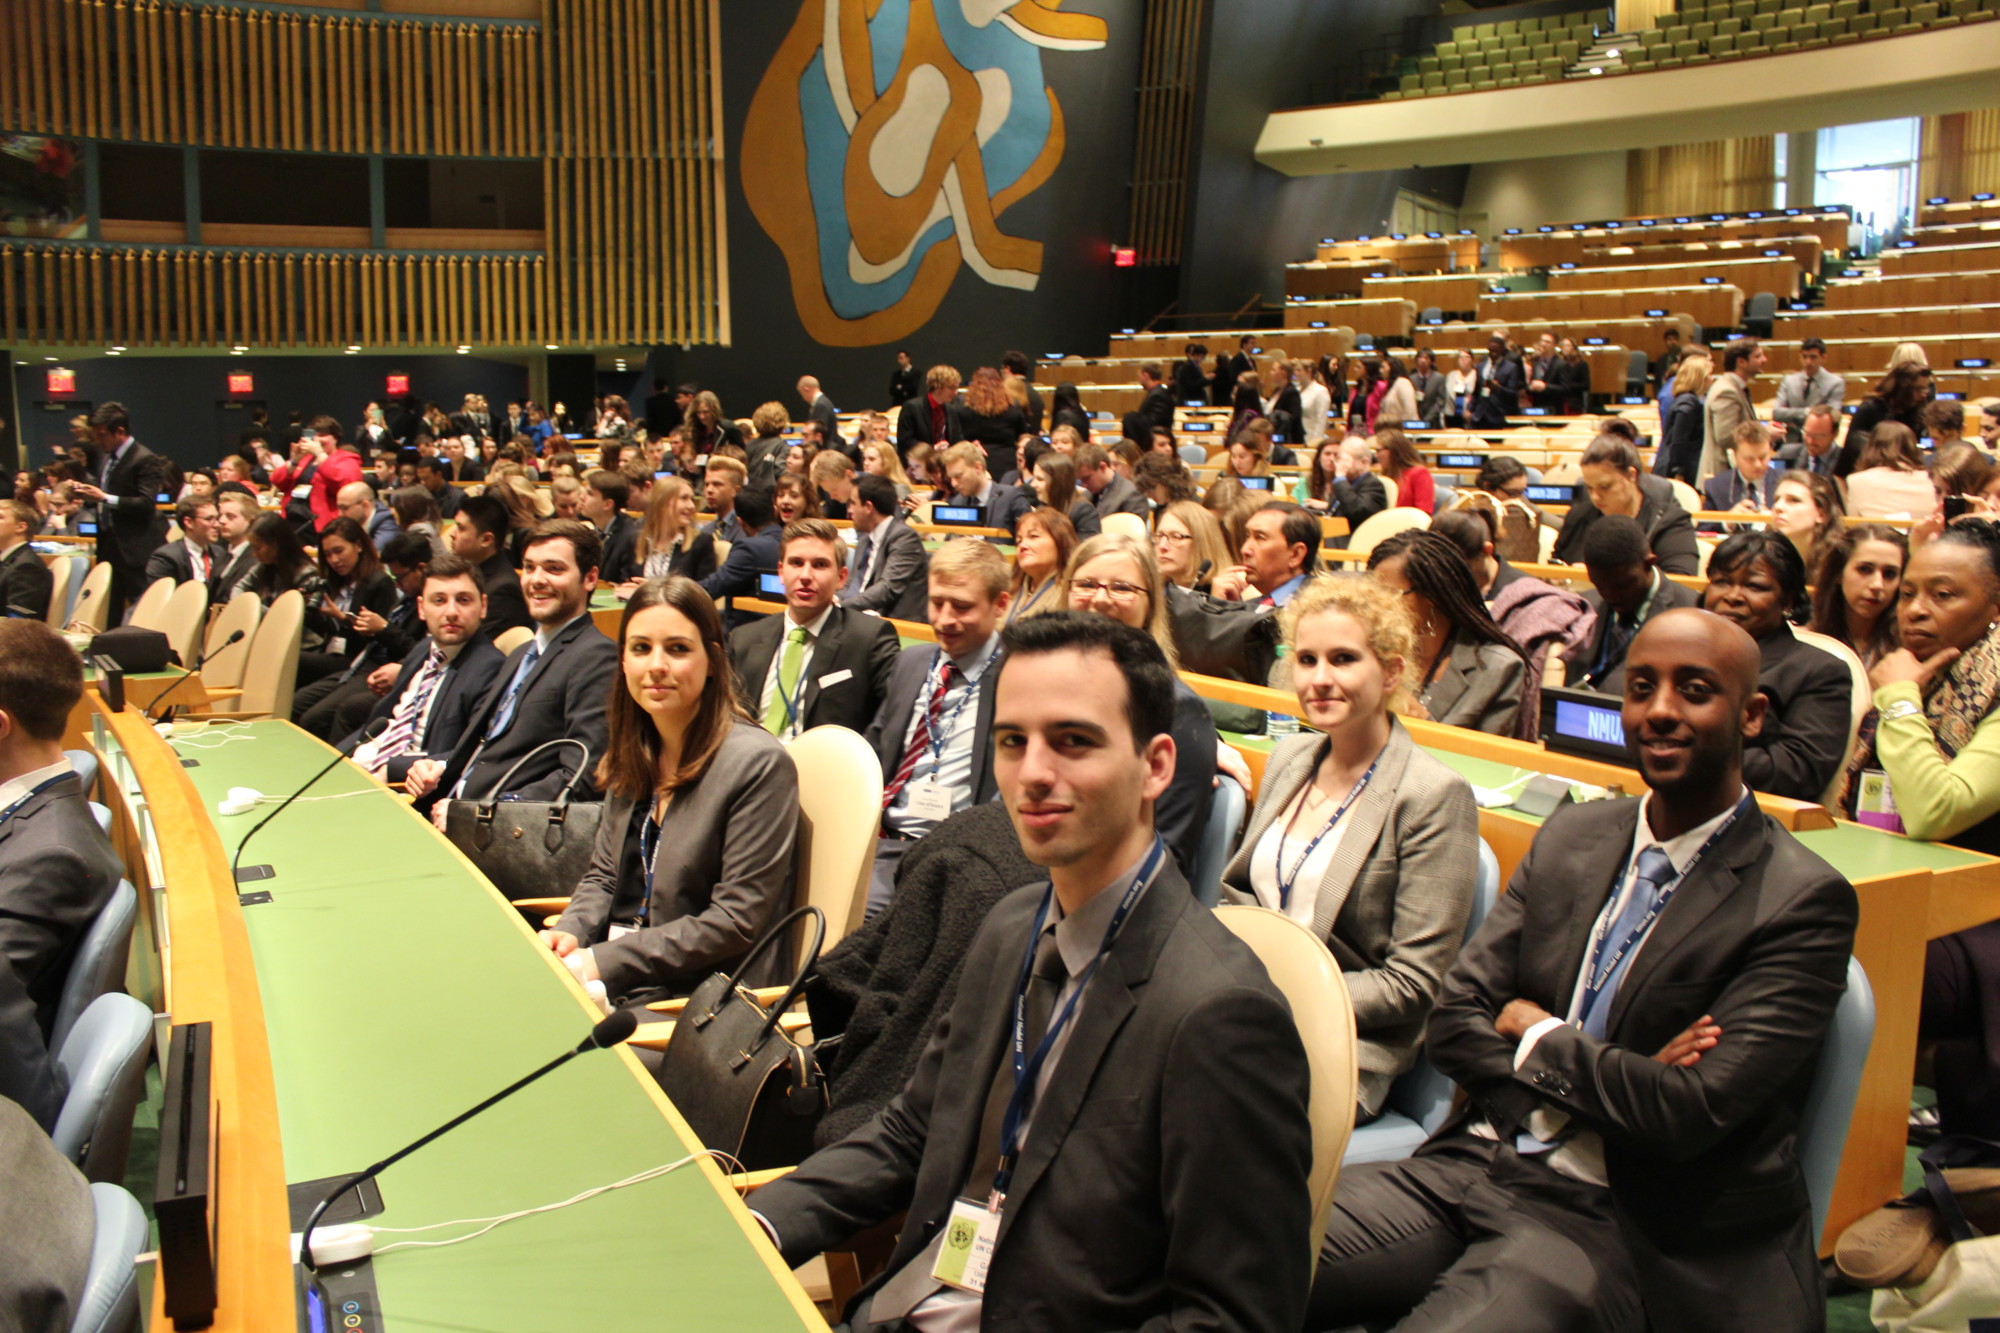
left=0, top=757, right=74, bottom=822
left=883, top=633, right=1002, bottom=839
left=183, top=538, right=213, bottom=582
left=758, top=603, right=835, bottom=738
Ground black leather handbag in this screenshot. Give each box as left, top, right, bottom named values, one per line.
left=443, top=738, right=601, bottom=903
left=653, top=905, right=829, bottom=1172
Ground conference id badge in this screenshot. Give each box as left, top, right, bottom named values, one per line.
left=933, top=1196, right=999, bottom=1294
left=325, top=636, right=347, bottom=656
left=1855, top=769, right=1905, bottom=834
left=291, top=484, right=313, bottom=499
left=606, top=923, right=636, bottom=941
left=903, top=780, right=953, bottom=823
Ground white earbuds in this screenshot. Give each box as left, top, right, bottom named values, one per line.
left=293, top=1222, right=377, bottom=1264
left=218, top=787, right=263, bottom=817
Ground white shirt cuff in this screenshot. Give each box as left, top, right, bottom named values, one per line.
left=747, top=1209, right=781, bottom=1249
left=1513, top=1016, right=1568, bottom=1070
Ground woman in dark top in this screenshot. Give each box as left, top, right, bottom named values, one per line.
left=1837, top=362, right=1934, bottom=477
left=685, top=390, right=744, bottom=457
left=1346, top=357, right=1385, bottom=431
left=1030, top=450, right=1102, bottom=538
left=1652, top=354, right=1709, bottom=484
left=1545, top=337, right=1591, bottom=415
left=1263, top=361, right=1304, bottom=443
left=1367, top=531, right=1534, bottom=740
left=957, top=365, right=1029, bottom=480
left=1048, top=382, right=1090, bottom=437
left=1554, top=434, right=1700, bottom=574
left=1318, top=353, right=1351, bottom=419
left=545, top=576, right=799, bottom=1005
left=1700, top=529, right=1854, bottom=801
left=237, top=511, right=321, bottom=606
left=296, top=516, right=398, bottom=687
left=623, top=476, right=716, bottom=593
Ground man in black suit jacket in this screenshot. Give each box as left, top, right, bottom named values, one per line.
left=1312, top=609, right=1856, bottom=1333
left=144, top=496, right=226, bottom=589
left=1218, top=334, right=1255, bottom=406
left=888, top=350, right=922, bottom=406
left=1565, top=516, right=1703, bottom=695
left=840, top=476, right=930, bottom=622
left=1120, top=362, right=1178, bottom=445
left=0, top=501, right=52, bottom=622
left=896, top=366, right=966, bottom=453
left=1470, top=336, right=1526, bottom=430
left=729, top=519, right=898, bottom=738
left=939, top=444, right=1031, bottom=537
left=450, top=495, right=532, bottom=636
left=698, top=485, right=784, bottom=633
left=1324, top=438, right=1389, bottom=533
left=581, top=469, right=639, bottom=584
left=0, top=623, right=124, bottom=1128
left=752, top=612, right=1313, bottom=1333
left=209, top=491, right=261, bottom=604
left=643, top=378, right=685, bottom=438
left=1172, top=342, right=1210, bottom=405
left=798, top=375, right=840, bottom=436
left=417, top=457, right=463, bottom=521
left=67, top=402, right=170, bottom=623
left=341, top=553, right=506, bottom=783
left=406, top=521, right=618, bottom=815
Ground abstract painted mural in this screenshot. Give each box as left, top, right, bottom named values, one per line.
left=743, top=1, right=1108, bottom=347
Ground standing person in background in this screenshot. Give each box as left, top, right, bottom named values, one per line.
left=1219, top=333, right=1256, bottom=406
left=1047, top=382, right=1090, bottom=438
left=1470, top=336, right=1524, bottom=430
left=1120, top=362, right=1177, bottom=454
left=798, top=375, right=839, bottom=436
left=1174, top=342, right=1211, bottom=405
left=896, top=364, right=965, bottom=455
left=1002, top=350, right=1045, bottom=432
left=1653, top=352, right=1712, bottom=484
left=644, top=377, right=685, bottom=439
left=1298, top=357, right=1334, bottom=441
left=66, top=402, right=169, bottom=623
left=1444, top=349, right=1478, bottom=428
left=888, top=349, right=922, bottom=406
left=1701, top=339, right=1784, bottom=483
left=1838, top=361, right=1936, bottom=478
left=686, top=390, right=744, bottom=458
left=1774, top=337, right=1844, bottom=442
left=742, top=402, right=790, bottom=491
left=1409, top=348, right=1450, bottom=427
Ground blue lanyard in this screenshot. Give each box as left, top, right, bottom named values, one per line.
left=635, top=801, right=664, bottom=927
left=1270, top=750, right=1382, bottom=911
left=1577, top=793, right=1752, bottom=1029
left=924, top=648, right=990, bottom=780
left=992, top=836, right=1166, bottom=1202
left=0, top=773, right=69, bottom=826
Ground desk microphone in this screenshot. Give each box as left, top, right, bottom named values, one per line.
left=63, top=583, right=98, bottom=634
left=298, top=1009, right=638, bottom=1270
left=1191, top=559, right=1214, bottom=595
left=191, top=627, right=246, bottom=674
left=230, top=718, right=387, bottom=887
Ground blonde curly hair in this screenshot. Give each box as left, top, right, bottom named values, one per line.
left=1281, top=572, right=1417, bottom=713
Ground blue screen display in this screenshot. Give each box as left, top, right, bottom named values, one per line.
left=1555, top=699, right=1625, bottom=749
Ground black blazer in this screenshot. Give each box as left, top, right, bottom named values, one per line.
left=144, top=539, right=227, bottom=588
left=93, top=441, right=172, bottom=574
left=211, top=544, right=258, bottom=604
left=1470, top=356, right=1525, bottom=429
left=1091, top=473, right=1150, bottom=520
left=341, top=633, right=506, bottom=782
left=598, top=513, right=639, bottom=585
left=304, top=568, right=399, bottom=664
left=0, top=544, right=53, bottom=621
left=974, top=481, right=1032, bottom=536
left=698, top=527, right=783, bottom=632
left=1564, top=577, right=1701, bottom=695
left=1742, top=624, right=1854, bottom=802
left=1544, top=357, right=1590, bottom=414
left=1550, top=474, right=1700, bottom=575
left=865, top=642, right=1001, bottom=810
left=1835, top=397, right=1926, bottom=478
left=840, top=518, right=929, bottom=622
left=1172, top=358, right=1209, bottom=405
left=889, top=362, right=923, bottom=406
left=960, top=405, right=1031, bottom=481
left=1654, top=390, right=1706, bottom=483
left=413, top=615, right=619, bottom=812
left=1328, top=473, right=1388, bottom=531
left=1428, top=799, right=1856, bottom=1333
left=728, top=605, right=901, bottom=736
left=895, top=396, right=966, bottom=452
left=750, top=865, right=1314, bottom=1333
left=476, top=552, right=532, bottom=636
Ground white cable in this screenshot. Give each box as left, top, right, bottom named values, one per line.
left=250, top=789, right=379, bottom=805
left=368, top=1149, right=744, bottom=1256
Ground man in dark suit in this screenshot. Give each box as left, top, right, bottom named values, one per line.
left=342, top=553, right=505, bottom=782
left=0, top=501, right=52, bottom=622
left=888, top=350, right=922, bottom=406
left=1565, top=516, right=1702, bottom=694
left=1775, top=403, right=1842, bottom=479
left=407, top=521, right=618, bottom=816
left=417, top=457, right=463, bottom=521
left=896, top=365, right=966, bottom=454
left=1074, top=443, right=1149, bottom=521
left=66, top=401, right=170, bottom=623
left=1470, top=335, right=1526, bottom=430
left=939, top=444, right=1031, bottom=538
left=210, top=491, right=261, bottom=603
left=1218, top=334, right=1256, bottom=406
left=1316, top=609, right=1855, bottom=1333
left=1325, top=437, right=1389, bottom=532
left=751, top=612, right=1313, bottom=1333
left=449, top=495, right=532, bottom=636
left=144, top=496, right=226, bottom=589
left=729, top=519, right=898, bottom=738
left=840, top=476, right=930, bottom=622
left=0, top=622, right=124, bottom=1129
left=581, top=469, right=639, bottom=584
left=643, top=377, right=685, bottom=439
left=1120, top=362, right=1178, bottom=445
left=798, top=375, right=840, bottom=436
left=1173, top=341, right=1210, bottom=405
left=1701, top=420, right=1783, bottom=516
left=862, top=539, right=1011, bottom=919
left=698, top=485, right=783, bottom=633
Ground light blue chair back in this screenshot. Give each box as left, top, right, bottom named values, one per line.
left=1190, top=776, right=1247, bottom=908
left=61, top=555, right=90, bottom=625
left=1178, top=443, right=1208, bottom=465
left=1344, top=836, right=1500, bottom=1164
left=51, top=881, right=138, bottom=1053
left=65, top=748, right=100, bottom=796
left=88, top=802, right=112, bottom=834
left=52, top=993, right=152, bottom=1185
left=71, top=1182, right=146, bottom=1333
left=1799, top=956, right=1874, bottom=1243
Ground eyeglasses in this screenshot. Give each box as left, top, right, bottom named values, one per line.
left=1155, top=530, right=1194, bottom=545
left=1071, top=579, right=1145, bottom=602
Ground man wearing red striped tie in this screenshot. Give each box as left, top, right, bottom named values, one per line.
left=861, top=540, right=1013, bottom=922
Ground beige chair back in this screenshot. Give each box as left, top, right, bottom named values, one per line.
left=1694, top=536, right=1719, bottom=577
left=493, top=625, right=535, bottom=656
left=1100, top=512, right=1148, bottom=542
left=238, top=590, right=303, bottom=719
left=784, top=725, right=884, bottom=945
left=157, top=579, right=210, bottom=671
left=1667, top=477, right=1702, bottom=515
left=201, top=594, right=263, bottom=690
left=1343, top=507, right=1431, bottom=563
left=43, top=555, right=74, bottom=627
left=1212, top=905, right=1358, bottom=1276
left=1540, top=459, right=1581, bottom=486
left=69, top=562, right=115, bottom=633
left=1793, top=627, right=1873, bottom=806
left=127, top=578, right=175, bottom=630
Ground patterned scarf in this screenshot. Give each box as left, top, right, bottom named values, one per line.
left=1838, top=624, right=2000, bottom=816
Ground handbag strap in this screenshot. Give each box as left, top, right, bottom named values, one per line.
left=701, top=906, right=825, bottom=1057
left=475, top=737, right=593, bottom=819
left=1920, top=1135, right=2000, bottom=1244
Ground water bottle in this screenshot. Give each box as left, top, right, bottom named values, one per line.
left=1267, top=644, right=1299, bottom=738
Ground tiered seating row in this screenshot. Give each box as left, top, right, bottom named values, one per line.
left=1776, top=302, right=2000, bottom=338
left=1880, top=240, right=2000, bottom=274
left=1310, top=235, right=1484, bottom=269
left=1391, top=8, right=1608, bottom=97
left=1476, top=285, right=1744, bottom=331
left=1919, top=197, right=2000, bottom=226
left=1547, top=255, right=1803, bottom=297
left=1497, top=213, right=1850, bottom=268
left=1623, top=0, right=1997, bottom=74
left=1824, top=271, right=2000, bottom=307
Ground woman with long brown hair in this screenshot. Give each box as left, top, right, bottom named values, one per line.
left=958, top=365, right=1030, bottom=479
left=542, top=576, right=799, bottom=1005
left=627, top=475, right=716, bottom=590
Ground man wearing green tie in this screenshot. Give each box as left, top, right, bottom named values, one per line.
left=727, top=518, right=900, bottom=740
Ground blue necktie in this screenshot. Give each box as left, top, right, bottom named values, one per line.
left=851, top=533, right=873, bottom=588
left=484, top=643, right=541, bottom=740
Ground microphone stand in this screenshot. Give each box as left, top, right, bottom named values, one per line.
left=231, top=719, right=387, bottom=887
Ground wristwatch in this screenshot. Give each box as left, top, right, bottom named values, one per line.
left=1881, top=699, right=1922, bottom=723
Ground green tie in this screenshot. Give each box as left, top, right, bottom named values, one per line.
left=764, top=625, right=809, bottom=735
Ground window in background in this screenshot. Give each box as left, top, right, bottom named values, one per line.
left=1814, top=117, right=1920, bottom=237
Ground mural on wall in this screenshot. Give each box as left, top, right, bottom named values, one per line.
left=743, top=0, right=1108, bottom=347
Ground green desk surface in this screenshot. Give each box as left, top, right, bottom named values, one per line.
left=1221, top=730, right=1578, bottom=822
left=169, top=721, right=814, bottom=1331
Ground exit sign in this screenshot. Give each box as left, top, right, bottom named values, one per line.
left=386, top=373, right=410, bottom=396
left=1111, top=247, right=1136, bottom=268
left=227, top=372, right=254, bottom=395
left=46, top=367, right=75, bottom=394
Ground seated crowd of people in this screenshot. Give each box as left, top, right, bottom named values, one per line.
left=7, top=333, right=2000, bottom=1332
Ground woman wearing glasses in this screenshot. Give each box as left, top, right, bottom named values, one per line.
left=1058, top=532, right=1218, bottom=875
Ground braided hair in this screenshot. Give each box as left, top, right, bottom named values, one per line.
left=1367, top=528, right=1529, bottom=665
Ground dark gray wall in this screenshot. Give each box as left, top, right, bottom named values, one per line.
left=1178, top=0, right=1467, bottom=319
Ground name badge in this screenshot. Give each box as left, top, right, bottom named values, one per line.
left=903, top=780, right=953, bottom=822
left=325, top=636, right=347, bottom=656
left=291, top=484, right=313, bottom=499
left=817, top=668, right=853, bottom=689
left=933, top=1196, right=1000, bottom=1294
left=1855, top=769, right=1905, bottom=834
left=607, top=923, right=637, bottom=941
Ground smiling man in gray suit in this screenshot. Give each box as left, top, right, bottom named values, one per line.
left=751, top=612, right=1312, bottom=1333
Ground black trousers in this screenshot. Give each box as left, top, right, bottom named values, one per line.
left=1923, top=919, right=2000, bottom=1139
left=290, top=671, right=379, bottom=739
left=1308, top=1134, right=1643, bottom=1333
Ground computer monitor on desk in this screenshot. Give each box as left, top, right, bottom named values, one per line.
left=1540, top=685, right=1630, bottom=765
